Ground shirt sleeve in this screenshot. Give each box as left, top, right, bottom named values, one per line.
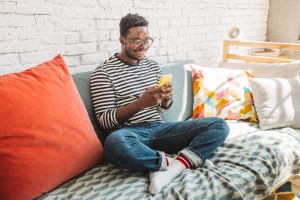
left=90, top=67, right=119, bottom=130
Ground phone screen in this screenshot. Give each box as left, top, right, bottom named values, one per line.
left=158, top=74, right=173, bottom=87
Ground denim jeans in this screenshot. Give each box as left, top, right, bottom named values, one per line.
left=104, top=117, right=229, bottom=171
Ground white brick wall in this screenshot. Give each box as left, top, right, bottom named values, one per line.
left=0, top=0, right=269, bottom=74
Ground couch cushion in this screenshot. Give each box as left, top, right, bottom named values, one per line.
left=72, top=71, right=107, bottom=143
left=0, top=55, right=104, bottom=200
left=160, top=60, right=195, bottom=122
left=71, top=60, right=195, bottom=132
left=251, top=77, right=300, bottom=130
left=190, top=64, right=257, bottom=122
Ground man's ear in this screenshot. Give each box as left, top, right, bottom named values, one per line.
left=119, top=36, right=126, bottom=45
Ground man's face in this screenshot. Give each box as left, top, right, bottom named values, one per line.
left=121, top=26, right=153, bottom=61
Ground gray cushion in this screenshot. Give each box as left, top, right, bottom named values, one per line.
left=160, top=60, right=194, bottom=122
left=71, top=59, right=195, bottom=143
left=72, top=72, right=106, bottom=144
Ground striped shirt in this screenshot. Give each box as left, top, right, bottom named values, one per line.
left=90, top=54, right=167, bottom=130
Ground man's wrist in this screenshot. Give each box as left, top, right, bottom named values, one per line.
left=160, top=99, right=173, bottom=109
left=133, top=99, right=145, bottom=111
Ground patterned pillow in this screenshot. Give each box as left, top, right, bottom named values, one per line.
left=190, top=64, right=258, bottom=122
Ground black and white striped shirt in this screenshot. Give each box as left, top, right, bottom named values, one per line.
left=90, top=54, right=166, bottom=130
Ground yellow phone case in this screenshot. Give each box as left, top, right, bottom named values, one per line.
left=158, top=74, right=173, bottom=87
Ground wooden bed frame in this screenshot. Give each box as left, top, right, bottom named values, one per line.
left=223, top=40, right=300, bottom=200
left=223, top=40, right=300, bottom=63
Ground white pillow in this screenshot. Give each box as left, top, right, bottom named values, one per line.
left=219, top=62, right=300, bottom=78
left=251, top=78, right=300, bottom=130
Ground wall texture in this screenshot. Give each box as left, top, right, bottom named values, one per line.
left=267, top=0, right=300, bottom=59
left=0, top=0, right=269, bottom=74
left=267, top=0, right=300, bottom=43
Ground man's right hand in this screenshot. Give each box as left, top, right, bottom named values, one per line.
left=116, top=86, right=162, bottom=125
left=135, top=86, right=162, bottom=109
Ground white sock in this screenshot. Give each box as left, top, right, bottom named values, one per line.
left=149, top=155, right=191, bottom=194
left=204, top=159, right=214, bottom=167
left=165, top=156, right=174, bottom=166
left=149, top=156, right=174, bottom=181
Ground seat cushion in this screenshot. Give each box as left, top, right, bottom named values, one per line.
left=71, top=60, right=195, bottom=134
left=72, top=71, right=107, bottom=143
left=160, top=60, right=195, bottom=122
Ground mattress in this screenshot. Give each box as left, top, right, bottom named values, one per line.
left=38, top=121, right=300, bottom=200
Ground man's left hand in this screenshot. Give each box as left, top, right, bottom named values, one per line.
left=159, top=83, right=173, bottom=109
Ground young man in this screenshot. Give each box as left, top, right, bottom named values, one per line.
left=90, top=13, right=229, bottom=194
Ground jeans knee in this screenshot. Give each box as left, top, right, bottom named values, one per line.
left=104, top=131, right=136, bottom=161
left=104, top=132, right=121, bottom=151
left=214, top=118, right=230, bottom=141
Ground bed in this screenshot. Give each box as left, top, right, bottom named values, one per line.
left=38, top=40, right=300, bottom=200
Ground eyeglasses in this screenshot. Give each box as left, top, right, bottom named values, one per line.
left=127, top=37, right=154, bottom=47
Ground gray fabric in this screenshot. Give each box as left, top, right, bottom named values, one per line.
left=72, top=72, right=106, bottom=144
left=38, top=125, right=300, bottom=200
left=71, top=60, right=195, bottom=142
left=160, top=60, right=195, bottom=122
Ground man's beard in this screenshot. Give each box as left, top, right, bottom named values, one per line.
left=125, top=50, right=139, bottom=61
left=125, top=46, right=146, bottom=61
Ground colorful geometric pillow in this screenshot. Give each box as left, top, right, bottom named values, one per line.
left=0, top=55, right=104, bottom=200
left=190, top=64, right=258, bottom=122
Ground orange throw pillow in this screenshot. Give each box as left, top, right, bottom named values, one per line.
left=0, top=55, right=104, bottom=200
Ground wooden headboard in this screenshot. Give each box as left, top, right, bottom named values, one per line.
left=223, top=40, right=300, bottom=63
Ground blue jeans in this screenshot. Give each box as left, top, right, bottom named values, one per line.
left=104, top=117, right=229, bottom=171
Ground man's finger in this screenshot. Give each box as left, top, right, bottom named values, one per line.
left=162, top=93, right=173, bottom=99
left=150, top=87, right=162, bottom=93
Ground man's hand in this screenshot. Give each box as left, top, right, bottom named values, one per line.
left=116, top=86, right=162, bottom=124
left=160, top=83, right=173, bottom=109
left=116, top=85, right=171, bottom=124
left=135, top=86, right=163, bottom=109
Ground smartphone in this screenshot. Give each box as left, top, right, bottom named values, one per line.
left=158, top=74, right=173, bottom=87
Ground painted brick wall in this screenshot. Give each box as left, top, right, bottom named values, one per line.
left=0, top=0, right=269, bottom=74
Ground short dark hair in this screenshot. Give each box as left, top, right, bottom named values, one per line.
left=119, top=13, right=149, bottom=37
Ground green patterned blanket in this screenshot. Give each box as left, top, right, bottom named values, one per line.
left=39, top=122, right=300, bottom=200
